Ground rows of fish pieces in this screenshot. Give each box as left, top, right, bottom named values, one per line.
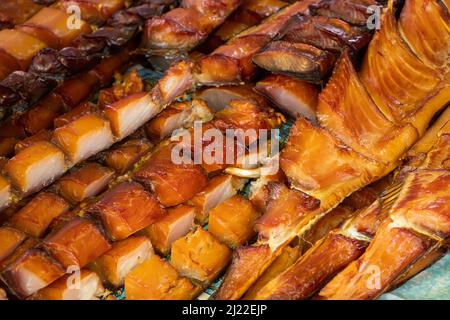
left=0, top=48, right=134, bottom=158
left=0, top=89, right=280, bottom=299
left=0, top=0, right=128, bottom=80
left=0, top=69, right=213, bottom=223
left=0, top=0, right=175, bottom=122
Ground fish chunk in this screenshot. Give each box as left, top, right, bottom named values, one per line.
left=254, top=233, right=368, bottom=300
left=89, top=182, right=166, bottom=241
left=243, top=245, right=300, bottom=299
left=145, top=205, right=195, bottom=255
left=17, top=7, right=91, bottom=48
left=209, top=195, right=261, bottom=248
left=170, top=228, right=231, bottom=283
left=9, top=192, right=69, bottom=237
left=42, top=217, right=111, bottom=268
left=280, top=118, right=384, bottom=210
left=104, top=139, right=152, bottom=175
left=60, top=0, right=125, bottom=24
left=255, top=74, right=318, bottom=121
left=104, top=93, right=159, bottom=140
left=318, top=218, right=436, bottom=300
left=0, top=29, right=46, bottom=70
left=53, top=114, right=114, bottom=164
left=31, top=269, right=104, bottom=300
left=188, top=174, right=245, bottom=224
left=125, top=255, right=198, bottom=300
left=57, top=163, right=114, bottom=203
left=146, top=100, right=213, bottom=141
left=4, top=141, right=67, bottom=195
left=195, top=85, right=269, bottom=112
left=0, top=226, right=27, bottom=262
left=0, top=175, right=11, bottom=210
left=1, top=249, right=65, bottom=299
left=133, top=143, right=208, bottom=207
left=90, top=236, right=153, bottom=287
left=253, top=41, right=336, bottom=84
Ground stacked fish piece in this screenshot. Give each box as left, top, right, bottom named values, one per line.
left=0, top=0, right=448, bottom=300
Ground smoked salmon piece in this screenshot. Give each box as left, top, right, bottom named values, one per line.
left=60, top=0, right=126, bottom=25
left=42, top=217, right=111, bottom=268
left=9, top=192, right=69, bottom=237
left=31, top=269, right=104, bottom=300
left=170, top=228, right=231, bottom=283
left=280, top=118, right=384, bottom=211
left=0, top=248, right=65, bottom=299
left=188, top=175, right=245, bottom=224
left=208, top=195, right=261, bottom=248
left=0, top=29, right=46, bottom=71
left=57, top=163, right=114, bottom=203
left=125, top=255, right=198, bottom=300
left=145, top=205, right=195, bottom=255
left=88, top=182, right=166, bottom=241
left=255, top=74, right=318, bottom=121
left=4, top=141, right=67, bottom=195
left=90, top=236, right=153, bottom=287
left=17, top=7, right=91, bottom=49
left=0, top=175, right=11, bottom=211
left=104, top=139, right=152, bottom=174
left=0, top=226, right=27, bottom=262
left=53, top=114, right=114, bottom=164
left=53, top=102, right=98, bottom=128
left=133, top=144, right=208, bottom=207
left=104, top=93, right=159, bottom=140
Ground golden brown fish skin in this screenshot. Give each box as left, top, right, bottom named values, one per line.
left=214, top=244, right=273, bottom=300
left=280, top=118, right=384, bottom=211
left=42, top=217, right=112, bottom=269
left=255, top=182, right=320, bottom=243
left=360, top=4, right=447, bottom=135
left=8, top=192, right=69, bottom=238
left=316, top=52, right=419, bottom=163
left=254, top=233, right=367, bottom=300
left=398, top=0, right=450, bottom=69
left=133, top=143, right=209, bottom=207
left=389, top=170, right=450, bottom=240
left=317, top=218, right=436, bottom=300
left=88, top=182, right=166, bottom=241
